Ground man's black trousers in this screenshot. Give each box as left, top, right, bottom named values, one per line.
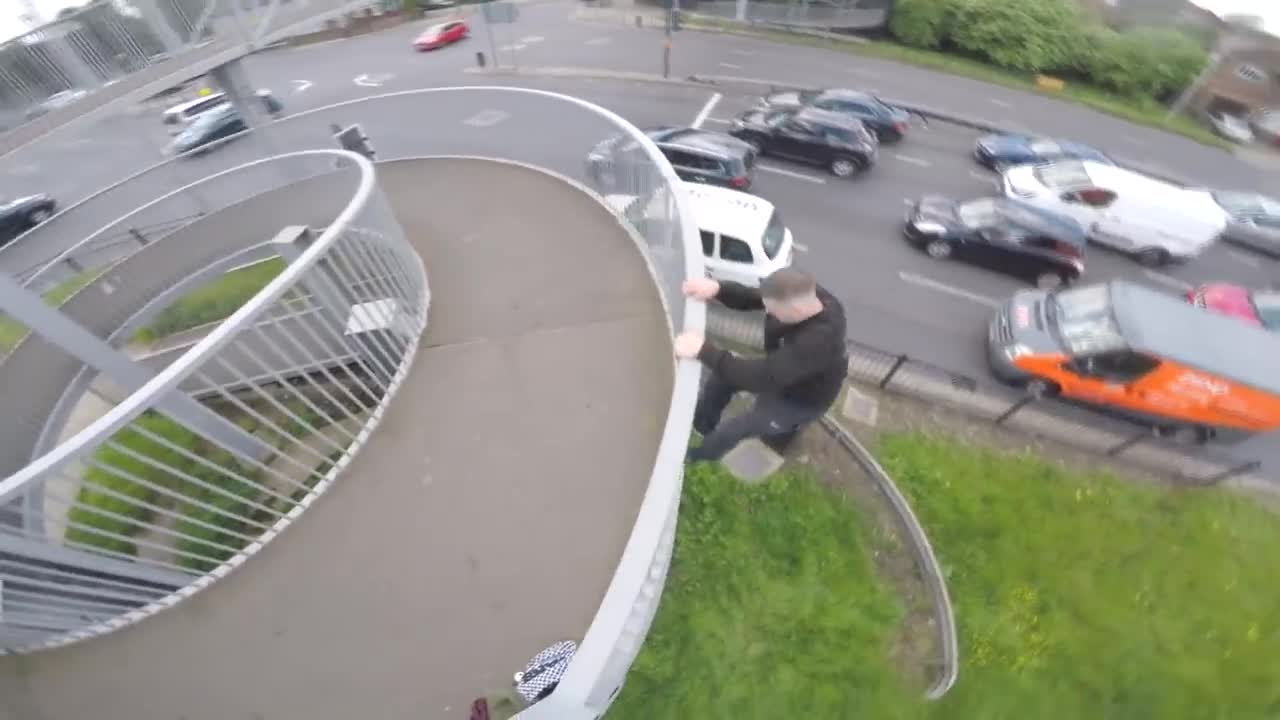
left=687, top=373, right=826, bottom=463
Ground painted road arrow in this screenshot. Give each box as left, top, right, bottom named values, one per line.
left=353, top=73, right=393, bottom=88
left=292, top=79, right=313, bottom=93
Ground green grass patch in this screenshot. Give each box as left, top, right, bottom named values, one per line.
left=131, top=258, right=285, bottom=345
left=609, top=461, right=915, bottom=718
left=0, top=271, right=101, bottom=353
left=682, top=18, right=1231, bottom=150
left=610, top=432, right=1280, bottom=719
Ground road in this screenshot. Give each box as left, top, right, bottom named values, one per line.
left=1, top=0, right=1277, bottom=471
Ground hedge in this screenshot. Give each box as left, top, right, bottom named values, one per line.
left=888, top=0, right=1207, bottom=102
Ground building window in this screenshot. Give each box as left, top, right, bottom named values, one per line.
left=1236, top=63, right=1268, bottom=83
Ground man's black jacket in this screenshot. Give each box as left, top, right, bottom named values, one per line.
left=696, top=280, right=848, bottom=411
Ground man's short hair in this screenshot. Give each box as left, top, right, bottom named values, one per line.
left=759, top=268, right=817, bottom=301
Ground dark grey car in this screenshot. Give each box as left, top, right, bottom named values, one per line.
left=1210, top=191, right=1280, bottom=258
left=0, top=194, right=57, bottom=247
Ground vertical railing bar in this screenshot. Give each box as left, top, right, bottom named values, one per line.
left=291, top=306, right=387, bottom=406
left=0, top=563, right=172, bottom=601
left=126, top=418, right=317, bottom=501
left=0, top=572, right=162, bottom=606
left=1, top=599, right=125, bottom=623
left=42, top=480, right=266, bottom=544
left=89, top=445, right=289, bottom=520
left=37, top=509, right=229, bottom=567
left=322, top=244, right=406, bottom=369
left=347, top=226, right=414, bottom=312
left=329, top=240, right=411, bottom=360
left=36, top=492, right=250, bottom=556
left=240, top=323, right=358, bottom=448
left=0, top=527, right=196, bottom=577
left=258, top=312, right=374, bottom=419
left=201, top=352, right=344, bottom=461
left=1, top=589, right=154, bottom=616
left=343, top=238, right=415, bottom=356
left=293, top=266, right=398, bottom=391
left=303, top=250, right=403, bottom=383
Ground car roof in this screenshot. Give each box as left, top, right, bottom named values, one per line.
left=815, top=88, right=878, bottom=103
left=1110, top=279, right=1280, bottom=394
left=682, top=182, right=775, bottom=244
left=656, top=128, right=749, bottom=157
left=792, top=107, right=865, bottom=129
left=165, top=92, right=227, bottom=114
left=993, top=197, right=1087, bottom=246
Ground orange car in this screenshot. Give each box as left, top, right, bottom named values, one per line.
left=988, top=279, right=1280, bottom=443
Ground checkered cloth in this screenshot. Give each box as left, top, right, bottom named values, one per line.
left=513, top=640, right=577, bottom=704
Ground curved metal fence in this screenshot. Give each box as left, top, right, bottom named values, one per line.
left=683, top=0, right=891, bottom=29
left=0, top=88, right=706, bottom=720
left=0, top=148, right=430, bottom=652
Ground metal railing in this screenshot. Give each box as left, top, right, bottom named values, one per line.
left=680, top=0, right=891, bottom=30
left=0, top=148, right=429, bottom=652
left=0, top=88, right=705, bottom=719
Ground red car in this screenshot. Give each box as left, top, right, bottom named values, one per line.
left=413, top=20, right=468, bottom=51
left=1187, top=283, right=1280, bottom=331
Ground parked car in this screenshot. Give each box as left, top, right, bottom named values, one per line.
left=904, top=195, right=1086, bottom=289
left=1207, top=112, right=1254, bottom=144
left=1000, top=160, right=1226, bottom=266
left=1250, top=110, right=1280, bottom=146
left=972, top=133, right=1112, bottom=171
left=23, top=89, right=88, bottom=121
left=1205, top=190, right=1280, bottom=258
left=753, top=88, right=915, bottom=142
left=587, top=126, right=756, bottom=190
left=413, top=19, right=468, bottom=50
left=728, top=107, right=878, bottom=178
left=683, top=182, right=794, bottom=287
left=1187, top=284, right=1280, bottom=331
left=169, top=104, right=247, bottom=156
left=0, top=194, right=57, bottom=246
left=162, top=92, right=229, bottom=133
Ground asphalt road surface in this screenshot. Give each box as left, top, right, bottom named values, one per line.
left=2, top=1, right=1278, bottom=471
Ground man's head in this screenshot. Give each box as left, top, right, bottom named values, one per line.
left=760, top=268, right=823, bottom=323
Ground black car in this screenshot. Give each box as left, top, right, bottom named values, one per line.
left=972, top=133, right=1113, bottom=171
left=728, top=107, right=878, bottom=178
left=586, top=126, right=757, bottom=191
left=904, top=195, right=1087, bottom=289
left=1208, top=190, right=1280, bottom=258
left=755, top=88, right=915, bottom=143
left=0, top=194, right=57, bottom=246
left=170, top=104, right=248, bottom=156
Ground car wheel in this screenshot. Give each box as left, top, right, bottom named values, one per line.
left=924, top=239, right=952, bottom=259
left=829, top=156, right=860, bottom=178
left=1035, top=270, right=1066, bottom=290
left=1024, top=378, right=1060, bottom=399
left=1136, top=247, right=1171, bottom=267
left=1161, top=424, right=1211, bottom=446
left=27, top=208, right=51, bottom=224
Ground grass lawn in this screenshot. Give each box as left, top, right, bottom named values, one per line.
left=131, top=257, right=285, bottom=344
left=681, top=18, right=1231, bottom=151
left=610, top=432, right=1280, bottom=719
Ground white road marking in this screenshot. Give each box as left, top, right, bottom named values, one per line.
left=898, top=272, right=1001, bottom=308
left=1227, top=249, right=1261, bottom=268
left=464, top=109, right=510, bottom=127
left=757, top=164, right=827, bottom=184
left=793, top=242, right=809, bottom=253
left=692, top=92, right=722, bottom=129
left=894, top=154, right=931, bottom=167
left=989, top=99, right=1012, bottom=108
left=731, top=48, right=754, bottom=56
left=585, top=36, right=612, bottom=45
left=703, top=117, right=733, bottom=125
left=719, top=62, right=743, bottom=70
left=498, top=43, right=526, bottom=51
left=1141, top=269, right=1193, bottom=291
left=353, top=73, right=392, bottom=87
left=519, top=35, right=545, bottom=43
left=969, top=169, right=992, bottom=181
left=292, top=79, right=312, bottom=93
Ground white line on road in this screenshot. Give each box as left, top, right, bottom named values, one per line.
left=894, top=154, right=931, bottom=167
left=989, top=99, right=1012, bottom=108
left=731, top=48, right=755, bottom=56
left=703, top=117, right=733, bottom=125
left=498, top=43, right=527, bottom=52
left=464, top=109, right=510, bottom=128
left=719, top=62, right=743, bottom=70
left=757, top=164, right=827, bottom=184
left=585, top=36, right=612, bottom=45
left=1141, top=269, right=1193, bottom=291
left=898, top=272, right=1001, bottom=308
left=292, top=79, right=312, bottom=93
left=353, top=73, right=392, bottom=87
left=1227, top=249, right=1261, bottom=268
left=793, top=242, right=809, bottom=253
left=692, top=92, right=722, bottom=129
left=519, top=35, right=545, bottom=43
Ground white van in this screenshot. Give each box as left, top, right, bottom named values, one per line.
left=162, top=92, right=229, bottom=132
left=1000, top=159, right=1226, bottom=267
left=681, top=182, right=794, bottom=286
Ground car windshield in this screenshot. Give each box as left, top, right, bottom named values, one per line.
left=956, top=198, right=1000, bottom=228
left=1032, top=162, right=1091, bottom=190
left=1253, top=292, right=1280, bottom=330
left=761, top=210, right=787, bottom=260
left=187, top=107, right=229, bottom=131
left=1028, top=139, right=1062, bottom=155
left=1211, top=191, right=1263, bottom=215
left=1048, top=284, right=1125, bottom=355
left=763, top=111, right=790, bottom=128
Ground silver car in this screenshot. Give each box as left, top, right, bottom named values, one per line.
left=1210, top=190, right=1280, bottom=258
left=1208, top=112, right=1254, bottom=144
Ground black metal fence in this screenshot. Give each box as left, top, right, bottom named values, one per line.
left=11, top=212, right=205, bottom=289
left=843, top=338, right=1264, bottom=487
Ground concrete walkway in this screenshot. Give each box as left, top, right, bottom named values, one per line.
left=0, top=158, right=674, bottom=719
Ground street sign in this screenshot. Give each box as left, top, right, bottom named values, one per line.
left=480, top=1, right=518, bottom=24
left=333, top=123, right=376, bottom=160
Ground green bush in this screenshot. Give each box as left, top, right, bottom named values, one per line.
left=948, top=0, right=1085, bottom=74
left=132, top=258, right=285, bottom=345
left=1085, top=28, right=1207, bottom=99
left=887, top=0, right=954, bottom=49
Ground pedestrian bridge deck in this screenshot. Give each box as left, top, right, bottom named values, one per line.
left=0, top=157, right=674, bottom=719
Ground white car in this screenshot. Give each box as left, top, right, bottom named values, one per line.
left=1208, top=112, right=1254, bottom=144
left=681, top=182, right=794, bottom=287
left=1000, top=160, right=1226, bottom=267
